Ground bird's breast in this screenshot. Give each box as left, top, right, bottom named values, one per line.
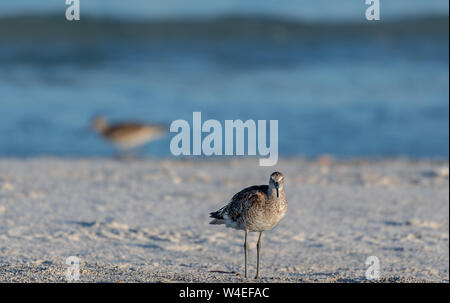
left=244, top=201, right=287, bottom=232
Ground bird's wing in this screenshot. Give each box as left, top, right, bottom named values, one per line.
left=104, top=124, right=144, bottom=137
left=105, top=123, right=165, bottom=138
left=223, top=185, right=269, bottom=222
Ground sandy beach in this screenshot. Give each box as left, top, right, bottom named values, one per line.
left=0, top=157, right=448, bottom=282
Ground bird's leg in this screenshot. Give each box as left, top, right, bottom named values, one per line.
left=244, top=230, right=248, bottom=278
left=255, top=231, right=263, bottom=279
left=116, top=149, right=137, bottom=161
left=134, top=146, right=147, bottom=159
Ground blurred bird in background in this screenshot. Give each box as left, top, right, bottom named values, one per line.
left=92, top=116, right=167, bottom=158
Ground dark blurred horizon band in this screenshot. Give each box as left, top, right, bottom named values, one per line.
left=0, top=0, right=448, bottom=21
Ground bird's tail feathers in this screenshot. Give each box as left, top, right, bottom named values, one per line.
left=209, top=218, right=225, bottom=225
left=209, top=208, right=225, bottom=225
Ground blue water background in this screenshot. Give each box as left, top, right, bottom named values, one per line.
left=0, top=1, right=448, bottom=157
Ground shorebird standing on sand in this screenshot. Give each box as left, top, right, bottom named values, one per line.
left=210, top=172, right=287, bottom=279
left=92, top=116, right=166, bottom=156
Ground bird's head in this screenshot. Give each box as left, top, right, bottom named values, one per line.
left=92, top=116, right=108, bottom=133
left=269, top=172, right=284, bottom=198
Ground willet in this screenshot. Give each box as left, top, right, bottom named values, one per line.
left=92, top=116, right=166, bottom=155
left=210, top=172, right=287, bottom=279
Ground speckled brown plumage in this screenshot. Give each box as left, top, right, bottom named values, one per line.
left=210, top=172, right=287, bottom=279
left=92, top=116, right=166, bottom=150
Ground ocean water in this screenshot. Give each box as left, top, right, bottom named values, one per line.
left=0, top=2, right=448, bottom=158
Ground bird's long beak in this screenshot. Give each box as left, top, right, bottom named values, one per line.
left=275, top=184, right=279, bottom=198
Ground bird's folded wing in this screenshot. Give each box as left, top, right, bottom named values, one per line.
left=225, top=185, right=268, bottom=222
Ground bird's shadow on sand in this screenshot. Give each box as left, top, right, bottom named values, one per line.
left=209, top=270, right=240, bottom=275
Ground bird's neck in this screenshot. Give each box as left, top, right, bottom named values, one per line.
left=94, top=121, right=108, bottom=133
left=268, top=187, right=285, bottom=201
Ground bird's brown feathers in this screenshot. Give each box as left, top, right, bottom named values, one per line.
left=210, top=185, right=268, bottom=223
